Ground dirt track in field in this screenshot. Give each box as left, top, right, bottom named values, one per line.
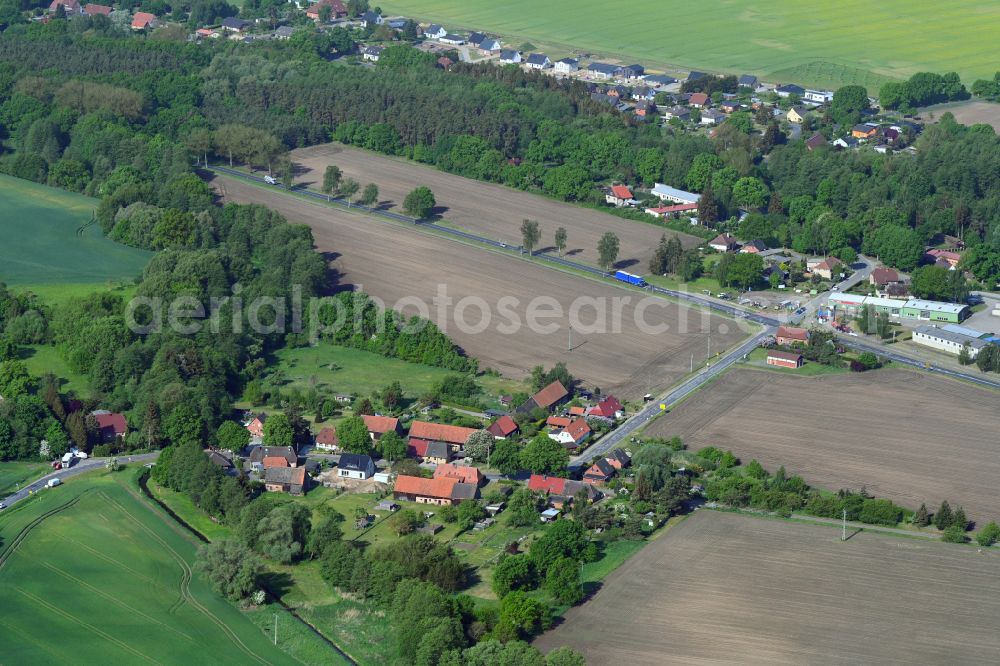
left=643, top=368, right=1000, bottom=521
left=535, top=511, right=1000, bottom=665
left=211, top=174, right=747, bottom=400
left=289, top=143, right=703, bottom=271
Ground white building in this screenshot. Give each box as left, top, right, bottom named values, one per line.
left=337, top=454, right=375, bottom=480
left=911, top=325, right=988, bottom=358
left=554, top=57, right=579, bottom=74
left=651, top=183, right=700, bottom=205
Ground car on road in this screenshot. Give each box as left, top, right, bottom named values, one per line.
left=0, top=502, right=6, bottom=510
left=264, top=175, right=277, bottom=185
left=46, top=478, right=62, bottom=488
left=794, top=307, right=806, bottom=316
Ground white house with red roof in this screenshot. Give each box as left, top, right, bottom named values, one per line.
left=605, top=184, right=636, bottom=207
left=587, top=395, right=624, bottom=420
left=548, top=419, right=591, bottom=449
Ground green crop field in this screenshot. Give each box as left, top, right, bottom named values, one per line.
left=380, top=0, right=1000, bottom=90
left=0, top=472, right=301, bottom=665
left=0, top=175, right=151, bottom=286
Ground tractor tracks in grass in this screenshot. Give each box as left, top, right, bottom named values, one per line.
left=99, top=490, right=276, bottom=666
left=0, top=489, right=93, bottom=571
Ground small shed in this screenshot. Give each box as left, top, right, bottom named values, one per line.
left=540, top=508, right=561, bottom=522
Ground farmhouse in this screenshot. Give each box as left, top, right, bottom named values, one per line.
left=688, top=92, right=709, bottom=108
left=362, top=414, right=400, bottom=440
left=130, top=11, right=158, bottom=30
left=408, top=420, right=477, bottom=453
left=91, top=410, right=127, bottom=443
left=775, top=325, right=809, bottom=345
left=408, top=439, right=450, bottom=464
left=651, top=183, right=699, bottom=205
left=525, top=53, right=551, bottom=69
left=487, top=415, right=518, bottom=439
left=767, top=350, right=804, bottom=369
left=709, top=233, right=739, bottom=253
left=315, top=427, right=338, bottom=451
left=248, top=445, right=298, bottom=470
left=265, top=466, right=306, bottom=495
left=82, top=3, right=111, bottom=16
left=554, top=57, right=579, bottom=74
left=245, top=412, right=267, bottom=439
left=912, top=325, right=988, bottom=359
left=548, top=419, right=591, bottom=450
left=588, top=395, right=624, bottom=419
left=517, top=380, right=569, bottom=414
left=527, top=474, right=598, bottom=509
left=605, top=184, right=635, bottom=207
left=393, top=475, right=477, bottom=505
left=740, top=239, right=768, bottom=254
left=433, top=462, right=485, bottom=486
left=499, top=49, right=521, bottom=64
left=870, top=267, right=900, bottom=287
left=805, top=133, right=827, bottom=151
left=809, top=256, right=843, bottom=279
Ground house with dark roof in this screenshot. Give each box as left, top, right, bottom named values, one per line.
left=554, top=57, right=579, bottom=74
left=362, top=45, right=385, bottom=61
left=620, top=64, right=644, bottom=79
left=487, top=415, right=518, bottom=439
left=775, top=84, right=805, bottom=97
left=424, top=24, right=446, bottom=39
left=767, top=350, right=804, bottom=369
left=525, top=53, right=551, bottom=69
left=360, top=11, right=382, bottom=27
left=274, top=25, right=295, bottom=39
left=738, top=74, right=758, bottom=88
left=587, top=62, right=618, bottom=80
left=516, top=380, right=569, bottom=414
left=248, top=446, right=298, bottom=472
left=207, top=450, right=235, bottom=474
left=439, top=33, right=465, bottom=45
left=221, top=16, right=251, bottom=32
left=337, top=453, right=375, bottom=480
left=700, top=109, right=726, bottom=125
left=499, top=49, right=521, bottom=64
left=265, top=466, right=306, bottom=495
left=479, top=38, right=501, bottom=53
left=467, top=31, right=485, bottom=46
left=740, top=239, right=768, bottom=254
left=583, top=458, right=616, bottom=484
left=687, top=71, right=707, bottom=82
left=643, top=74, right=677, bottom=87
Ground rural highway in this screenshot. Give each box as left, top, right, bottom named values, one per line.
left=0, top=452, right=160, bottom=510
left=208, top=166, right=1000, bottom=391
left=568, top=329, right=772, bottom=469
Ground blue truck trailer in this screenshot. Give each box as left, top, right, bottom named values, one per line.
left=614, top=270, right=646, bottom=286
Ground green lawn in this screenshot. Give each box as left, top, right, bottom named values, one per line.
left=19, top=344, right=90, bottom=394
left=0, top=461, right=49, bottom=496
left=745, top=347, right=848, bottom=376
left=378, top=0, right=1000, bottom=89
left=0, top=471, right=298, bottom=665
left=0, top=175, right=151, bottom=285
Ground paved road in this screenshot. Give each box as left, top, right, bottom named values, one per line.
left=569, top=329, right=772, bottom=469
left=0, top=453, right=160, bottom=509
left=209, top=166, right=1000, bottom=391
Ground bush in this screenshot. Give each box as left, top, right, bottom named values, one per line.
left=941, top=525, right=969, bottom=544
left=857, top=498, right=902, bottom=526
left=976, top=521, right=1000, bottom=547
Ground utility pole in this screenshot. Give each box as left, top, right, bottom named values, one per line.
left=841, top=509, right=847, bottom=542
left=274, top=614, right=278, bottom=646
left=690, top=354, right=694, bottom=372
left=568, top=325, right=572, bottom=352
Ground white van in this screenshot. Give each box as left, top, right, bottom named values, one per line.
left=47, top=478, right=62, bottom=488
left=264, top=175, right=277, bottom=185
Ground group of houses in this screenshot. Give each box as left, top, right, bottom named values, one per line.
left=43, top=0, right=161, bottom=29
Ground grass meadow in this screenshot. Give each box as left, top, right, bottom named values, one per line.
left=381, top=0, right=1000, bottom=89
left=0, top=175, right=151, bottom=286
left=0, top=471, right=301, bottom=665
